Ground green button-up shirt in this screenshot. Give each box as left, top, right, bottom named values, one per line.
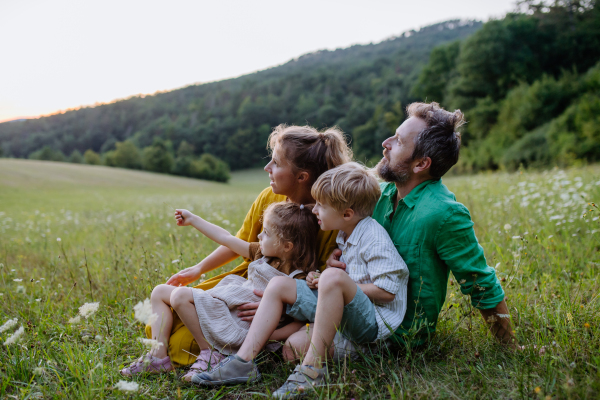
left=372, top=180, right=505, bottom=346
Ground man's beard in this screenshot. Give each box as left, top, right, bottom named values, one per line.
left=376, top=156, right=411, bottom=185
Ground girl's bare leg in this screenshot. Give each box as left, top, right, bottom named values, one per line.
left=170, top=287, right=211, bottom=350
left=150, top=284, right=178, bottom=358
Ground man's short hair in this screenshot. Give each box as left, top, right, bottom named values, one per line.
left=407, top=102, right=465, bottom=179
left=311, top=162, right=381, bottom=218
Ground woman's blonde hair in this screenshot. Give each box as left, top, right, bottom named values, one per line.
left=262, top=202, right=320, bottom=274
left=268, top=124, right=353, bottom=186
left=311, top=162, right=381, bottom=218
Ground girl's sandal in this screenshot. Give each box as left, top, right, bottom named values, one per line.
left=181, top=349, right=227, bottom=382
left=120, top=354, right=174, bottom=376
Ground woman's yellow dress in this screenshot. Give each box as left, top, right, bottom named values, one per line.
left=145, top=187, right=339, bottom=366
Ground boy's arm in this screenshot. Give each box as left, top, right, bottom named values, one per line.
left=175, top=209, right=250, bottom=259
left=361, top=238, right=409, bottom=304
left=268, top=320, right=305, bottom=342
left=357, top=283, right=396, bottom=303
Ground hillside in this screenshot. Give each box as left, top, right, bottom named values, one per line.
left=0, top=20, right=482, bottom=170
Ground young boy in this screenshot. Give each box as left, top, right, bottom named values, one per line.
left=192, top=162, right=409, bottom=398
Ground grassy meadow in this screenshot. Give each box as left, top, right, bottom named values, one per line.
left=0, top=159, right=599, bottom=399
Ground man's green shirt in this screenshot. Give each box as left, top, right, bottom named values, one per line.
left=372, top=180, right=505, bottom=346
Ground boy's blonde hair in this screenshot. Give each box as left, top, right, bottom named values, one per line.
left=311, top=162, right=381, bottom=218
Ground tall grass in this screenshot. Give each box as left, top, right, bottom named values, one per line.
left=0, top=160, right=599, bottom=399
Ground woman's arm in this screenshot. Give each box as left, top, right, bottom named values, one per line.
left=176, top=209, right=250, bottom=258
left=166, top=245, right=239, bottom=287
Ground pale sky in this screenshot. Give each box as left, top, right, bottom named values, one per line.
left=0, top=0, right=516, bottom=123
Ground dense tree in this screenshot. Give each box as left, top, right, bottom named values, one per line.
left=69, top=149, right=83, bottom=163
left=142, top=138, right=173, bottom=174
left=84, top=149, right=101, bottom=165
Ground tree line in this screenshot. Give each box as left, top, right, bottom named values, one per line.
left=0, top=19, right=481, bottom=181
left=1, top=1, right=599, bottom=178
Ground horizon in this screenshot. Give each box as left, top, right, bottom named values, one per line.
left=0, top=0, right=515, bottom=123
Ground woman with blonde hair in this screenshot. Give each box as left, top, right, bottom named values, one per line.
left=141, top=124, right=352, bottom=378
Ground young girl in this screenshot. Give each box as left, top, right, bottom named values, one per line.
left=120, top=201, right=319, bottom=381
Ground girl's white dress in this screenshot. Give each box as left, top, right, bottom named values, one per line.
left=192, top=243, right=303, bottom=354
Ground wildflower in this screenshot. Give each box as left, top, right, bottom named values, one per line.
left=57, top=238, right=61, bottom=242
left=13, top=279, right=22, bottom=282
left=33, top=367, right=45, bottom=375
left=0, top=318, right=18, bottom=333
left=497, top=314, right=510, bottom=319
left=172, top=259, right=180, bottom=264
left=503, top=224, right=511, bottom=231
left=16, top=286, right=26, bottom=294
left=68, top=316, right=81, bottom=324
left=567, top=378, right=575, bottom=387
left=95, top=335, right=103, bottom=341
left=35, top=298, right=41, bottom=302
left=133, top=298, right=158, bottom=325
left=511, top=236, right=521, bottom=239
left=534, top=387, right=541, bottom=394
left=115, top=380, right=139, bottom=392
left=138, top=338, right=163, bottom=352
left=584, top=323, right=590, bottom=328
left=459, top=279, right=466, bottom=284
left=4, top=326, right=25, bottom=345
left=567, top=313, right=573, bottom=323
left=569, top=362, right=576, bottom=369
left=82, top=335, right=90, bottom=341
left=78, top=302, right=100, bottom=319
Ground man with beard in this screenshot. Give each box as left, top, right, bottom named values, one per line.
left=281, top=101, right=515, bottom=359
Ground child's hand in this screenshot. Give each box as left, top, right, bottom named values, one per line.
left=175, top=209, right=195, bottom=226
left=307, top=271, right=321, bottom=289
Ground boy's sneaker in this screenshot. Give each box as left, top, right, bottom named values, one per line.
left=272, top=365, right=328, bottom=399
left=191, top=354, right=261, bottom=386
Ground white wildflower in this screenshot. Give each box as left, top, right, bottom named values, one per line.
left=570, top=362, right=576, bottom=369
left=56, top=238, right=61, bottom=242
left=95, top=335, right=103, bottom=341
left=33, top=367, right=45, bottom=375
left=512, top=236, right=521, bottom=239
left=497, top=314, right=510, bottom=319
left=78, top=302, right=100, bottom=319
left=503, top=224, right=512, bottom=231
left=0, top=318, right=18, bottom=333
left=35, top=298, right=41, bottom=302
left=171, top=259, right=180, bottom=264
left=68, top=316, right=81, bottom=324
left=138, top=337, right=163, bottom=352
left=4, top=326, right=25, bottom=345
left=115, top=380, right=139, bottom=392
left=133, top=298, right=158, bottom=325
left=13, top=278, right=22, bottom=282
left=16, top=286, right=26, bottom=294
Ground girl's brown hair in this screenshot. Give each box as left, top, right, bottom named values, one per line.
left=263, top=202, right=320, bottom=274
left=268, top=125, right=353, bottom=186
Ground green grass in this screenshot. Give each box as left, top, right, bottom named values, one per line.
left=0, top=159, right=599, bottom=399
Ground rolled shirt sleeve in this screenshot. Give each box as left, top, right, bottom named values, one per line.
left=435, top=204, right=505, bottom=309
left=364, top=240, right=409, bottom=296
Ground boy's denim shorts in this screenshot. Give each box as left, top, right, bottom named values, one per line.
left=286, top=279, right=378, bottom=344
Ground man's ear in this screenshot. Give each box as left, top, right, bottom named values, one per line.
left=342, top=208, right=355, bottom=220
left=297, top=171, right=310, bottom=184
left=413, top=157, right=432, bottom=175
left=283, top=241, right=294, bottom=253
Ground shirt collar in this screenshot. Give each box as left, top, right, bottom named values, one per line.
left=336, top=216, right=371, bottom=247
left=385, top=179, right=439, bottom=209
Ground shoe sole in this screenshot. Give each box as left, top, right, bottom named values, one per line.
left=192, top=373, right=261, bottom=386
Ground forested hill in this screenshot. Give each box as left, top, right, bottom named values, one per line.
left=0, top=20, right=482, bottom=173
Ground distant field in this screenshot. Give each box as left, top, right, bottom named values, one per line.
left=0, top=159, right=599, bottom=399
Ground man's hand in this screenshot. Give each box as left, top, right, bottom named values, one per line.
left=307, top=271, right=320, bottom=289
left=479, top=299, right=517, bottom=349
left=326, top=249, right=346, bottom=270
left=175, top=209, right=195, bottom=226
left=166, top=265, right=201, bottom=287
left=237, top=289, right=264, bottom=322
